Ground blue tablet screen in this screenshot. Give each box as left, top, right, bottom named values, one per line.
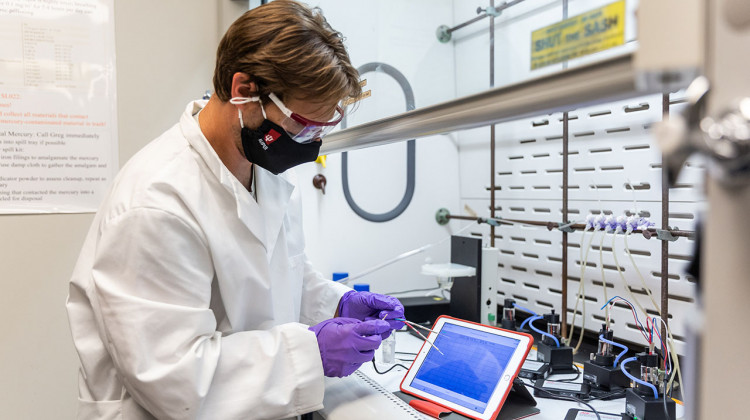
left=408, top=323, right=520, bottom=413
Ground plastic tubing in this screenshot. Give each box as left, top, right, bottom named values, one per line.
left=599, top=233, right=609, bottom=329
left=620, top=357, right=659, bottom=399
left=568, top=230, right=595, bottom=350
left=518, top=315, right=534, bottom=331
left=513, top=303, right=538, bottom=331
left=598, top=334, right=629, bottom=367
left=528, top=315, right=560, bottom=347
left=512, top=302, right=537, bottom=316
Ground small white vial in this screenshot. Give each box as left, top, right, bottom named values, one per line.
left=381, top=333, right=396, bottom=364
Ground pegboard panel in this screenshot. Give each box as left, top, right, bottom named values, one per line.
left=479, top=92, right=703, bottom=355
left=493, top=113, right=565, bottom=201
left=568, top=94, right=664, bottom=203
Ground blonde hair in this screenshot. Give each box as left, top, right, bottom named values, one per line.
left=213, top=0, right=361, bottom=104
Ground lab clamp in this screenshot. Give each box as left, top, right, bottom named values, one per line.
left=656, top=76, right=750, bottom=188
left=623, top=352, right=676, bottom=420
left=582, top=325, right=630, bottom=394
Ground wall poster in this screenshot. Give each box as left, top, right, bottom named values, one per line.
left=0, top=0, right=117, bottom=213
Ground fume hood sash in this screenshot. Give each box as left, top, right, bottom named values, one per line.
left=321, top=53, right=652, bottom=155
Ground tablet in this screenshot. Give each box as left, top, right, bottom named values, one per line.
left=400, top=315, right=534, bottom=420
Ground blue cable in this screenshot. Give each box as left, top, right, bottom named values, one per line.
left=528, top=315, right=560, bottom=347
left=598, top=334, right=629, bottom=367
left=513, top=303, right=538, bottom=330
left=620, top=357, right=659, bottom=399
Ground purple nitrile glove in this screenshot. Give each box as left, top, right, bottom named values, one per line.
left=308, top=317, right=390, bottom=378
left=338, top=291, right=406, bottom=338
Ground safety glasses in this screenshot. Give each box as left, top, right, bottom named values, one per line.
left=268, top=93, right=344, bottom=144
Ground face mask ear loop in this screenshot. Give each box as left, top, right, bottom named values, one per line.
left=229, top=96, right=261, bottom=130
left=259, top=98, right=268, bottom=119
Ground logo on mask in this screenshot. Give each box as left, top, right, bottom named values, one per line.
left=264, top=128, right=282, bottom=145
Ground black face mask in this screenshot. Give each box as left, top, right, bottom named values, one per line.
left=240, top=119, right=321, bottom=175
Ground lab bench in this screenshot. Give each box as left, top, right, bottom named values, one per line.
left=314, top=330, right=684, bottom=420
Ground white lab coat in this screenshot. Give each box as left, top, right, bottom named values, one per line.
left=66, top=101, right=351, bottom=420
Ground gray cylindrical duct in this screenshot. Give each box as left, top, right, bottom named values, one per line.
left=341, top=62, right=416, bottom=223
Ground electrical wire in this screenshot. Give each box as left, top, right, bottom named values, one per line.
left=624, top=228, right=685, bottom=391
left=602, top=296, right=683, bottom=397
left=401, top=322, right=444, bottom=355
left=517, top=380, right=601, bottom=420
left=528, top=315, right=560, bottom=347
left=598, top=334, right=628, bottom=367
left=661, top=317, right=684, bottom=395
left=611, top=234, right=654, bottom=324
left=583, top=388, right=626, bottom=402
left=662, top=379, right=672, bottom=420
left=620, top=357, right=659, bottom=399
left=601, top=296, right=650, bottom=342
left=619, top=190, right=683, bottom=401
left=649, top=317, right=670, bottom=372
left=652, top=316, right=672, bottom=373
left=552, top=364, right=581, bottom=383
left=371, top=358, right=410, bottom=375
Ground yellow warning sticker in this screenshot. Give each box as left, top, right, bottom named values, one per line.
left=530, top=0, right=625, bottom=70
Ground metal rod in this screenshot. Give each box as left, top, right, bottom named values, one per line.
left=661, top=93, right=670, bottom=340
left=448, top=215, right=483, bottom=222
left=562, top=111, right=569, bottom=339
left=444, top=215, right=696, bottom=239
left=321, top=54, right=651, bottom=155
left=490, top=0, right=496, bottom=248
left=561, top=0, right=570, bottom=339
left=445, top=0, right=527, bottom=35
left=448, top=13, right=488, bottom=34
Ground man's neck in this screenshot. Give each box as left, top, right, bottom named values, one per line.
left=198, top=97, right=254, bottom=190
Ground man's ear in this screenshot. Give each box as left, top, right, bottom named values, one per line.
left=230, top=73, right=258, bottom=99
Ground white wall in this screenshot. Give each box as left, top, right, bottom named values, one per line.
left=298, top=0, right=464, bottom=295
left=0, top=1, right=244, bottom=418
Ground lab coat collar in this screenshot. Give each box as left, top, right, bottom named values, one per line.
left=180, top=101, right=294, bottom=260
left=252, top=166, right=294, bottom=259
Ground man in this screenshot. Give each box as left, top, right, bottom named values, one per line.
left=66, top=1, right=404, bottom=419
